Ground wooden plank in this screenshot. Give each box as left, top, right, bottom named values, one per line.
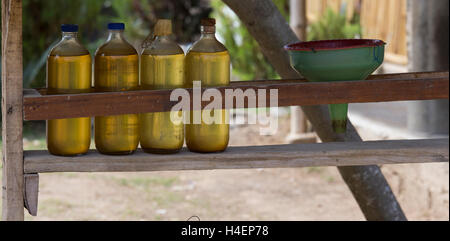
left=365, top=71, right=446, bottom=80
left=23, top=71, right=449, bottom=121
left=1, top=0, right=24, bottom=221
left=24, top=174, right=39, bottom=217
left=23, top=139, right=449, bottom=174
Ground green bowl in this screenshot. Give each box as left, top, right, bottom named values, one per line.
left=285, top=39, right=386, bottom=133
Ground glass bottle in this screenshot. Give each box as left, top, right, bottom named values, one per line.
left=140, top=19, right=185, bottom=154
left=46, top=24, right=91, bottom=156
left=185, top=18, right=230, bottom=153
left=141, top=31, right=154, bottom=49
left=94, top=23, right=139, bottom=155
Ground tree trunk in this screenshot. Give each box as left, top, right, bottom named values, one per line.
left=222, top=0, right=407, bottom=221
left=407, top=0, right=449, bottom=135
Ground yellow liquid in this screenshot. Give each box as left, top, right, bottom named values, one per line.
left=140, top=54, right=185, bottom=154
left=94, top=54, right=139, bottom=154
left=185, top=51, right=230, bottom=153
left=47, top=54, right=92, bottom=156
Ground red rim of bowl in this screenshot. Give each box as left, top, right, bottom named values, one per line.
left=284, top=39, right=386, bottom=51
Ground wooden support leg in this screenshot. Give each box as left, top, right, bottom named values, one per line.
left=24, top=174, right=39, bottom=216
left=2, top=0, right=24, bottom=221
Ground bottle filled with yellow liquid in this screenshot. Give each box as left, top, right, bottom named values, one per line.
left=46, top=24, right=91, bottom=156
left=185, top=18, right=230, bottom=153
left=94, top=23, right=139, bottom=155
left=140, top=19, right=185, bottom=154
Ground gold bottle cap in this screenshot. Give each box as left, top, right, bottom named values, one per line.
left=154, top=19, right=172, bottom=36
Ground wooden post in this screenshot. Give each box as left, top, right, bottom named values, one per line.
left=289, top=0, right=307, bottom=136
left=407, top=0, right=449, bottom=135
left=290, top=0, right=307, bottom=40
left=288, top=0, right=317, bottom=144
left=2, top=0, right=24, bottom=221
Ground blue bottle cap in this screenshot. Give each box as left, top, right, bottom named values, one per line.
left=108, top=23, right=125, bottom=30
left=61, top=24, right=79, bottom=32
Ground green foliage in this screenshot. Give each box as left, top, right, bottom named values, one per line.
left=211, top=0, right=289, bottom=80
left=273, top=0, right=290, bottom=22
left=307, top=8, right=361, bottom=41
left=22, top=0, right=109, bottom=88
left=110, top=0, right=212, bottom=44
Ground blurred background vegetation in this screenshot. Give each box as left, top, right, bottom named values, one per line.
left=0, top=0, right=361, bottom=135
left=20, top=0, right=212, bottom=89
left=307, top=8, right=361, bottom=41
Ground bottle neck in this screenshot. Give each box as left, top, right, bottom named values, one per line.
left=62, top=32, right=78, bottom=41
left=106, top=30, right=125, bottom=42
left=200, top=26, right=216, bottom=39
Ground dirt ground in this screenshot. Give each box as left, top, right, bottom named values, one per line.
left=1, top=115, right=448, bottom=221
